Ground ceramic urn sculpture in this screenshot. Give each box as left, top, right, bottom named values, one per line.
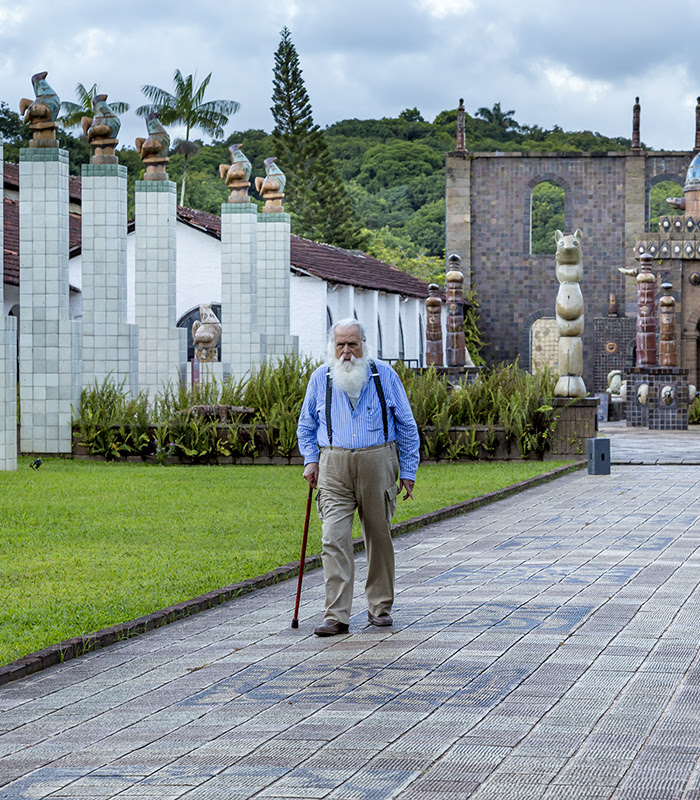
left=554, top=228, right=586, bottom=398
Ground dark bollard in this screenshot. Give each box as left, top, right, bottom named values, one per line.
left=587, top=438, right=610, bottom=475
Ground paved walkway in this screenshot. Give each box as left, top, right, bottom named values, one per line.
left=2, top=437, right=700, bottom=798
left=601, top=421, right=700, bottom=464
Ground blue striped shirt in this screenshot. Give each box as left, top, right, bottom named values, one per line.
left=297, top=360, right=420, bottom=480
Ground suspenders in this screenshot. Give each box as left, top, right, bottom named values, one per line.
left=325, top=359, right=388, bottom=448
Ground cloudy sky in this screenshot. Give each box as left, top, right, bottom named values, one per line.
left=2, top=0, right=700, bottom=152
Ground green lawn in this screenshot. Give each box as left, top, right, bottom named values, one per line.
left=0, top=457, right=575, bottom=665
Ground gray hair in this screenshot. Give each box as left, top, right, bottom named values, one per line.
left=326, top=319, right=372, bottom=363
left=328, top=318, right=366, bottom=344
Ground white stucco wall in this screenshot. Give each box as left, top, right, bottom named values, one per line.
left=7, top=220, right=430, bottom=368
left=289, top=273, right=327, bottom=361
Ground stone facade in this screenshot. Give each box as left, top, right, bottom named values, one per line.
left=626, top=366, right=690, bottom=430
left=445, top=150, right=691, bottom=389
left=0, top=145, right=17, bottom=470
left=80, top=164, right=138, bottom=394
left=134, top=181, right=186, bottom=397
left=19, top=147, right=80, bottom=453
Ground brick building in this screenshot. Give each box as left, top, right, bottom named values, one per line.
left=445, top=109, right=698, bottom=390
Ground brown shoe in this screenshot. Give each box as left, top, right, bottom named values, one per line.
left=314, top=619, right=350, bottom=636
left=368, top=611, right=393, bottom=627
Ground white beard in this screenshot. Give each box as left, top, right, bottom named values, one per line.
left=330, top=353, right=369, bottom=397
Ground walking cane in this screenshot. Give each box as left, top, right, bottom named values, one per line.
left=291, top=484, right=314, bottom=628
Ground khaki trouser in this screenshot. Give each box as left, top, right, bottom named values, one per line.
left=317, top=442, right=400, bottom=624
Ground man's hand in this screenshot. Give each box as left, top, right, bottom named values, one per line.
left=400, top=478, right=415, bottom=500
left=303, top=462, right=319, bottom=489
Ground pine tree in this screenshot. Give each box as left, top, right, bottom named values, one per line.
left=271, top=27, right=367, bottom=250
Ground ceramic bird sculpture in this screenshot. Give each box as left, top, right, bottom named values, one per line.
left=81, top=94, right=121, bottom=143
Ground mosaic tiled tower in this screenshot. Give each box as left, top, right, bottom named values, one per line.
left=19, top=147, right=80, bottom=453
left=134, top=182, right=186, bottom=397
left=257, top=211, right=297, bottom=360
left=0, top=145, right=17, bottom=470
left=221, top=204, right=261, bottom=379
left=81, top=164, right=138, bottom=393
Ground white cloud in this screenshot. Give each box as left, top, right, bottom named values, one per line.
left=416, top=0, right=474, bottom=17
left=541, top=62, right=611, bottom=104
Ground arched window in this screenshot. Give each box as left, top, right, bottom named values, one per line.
left=648, top=180, right=683, bottom=232
left=398, top=317, right=405, bottom=361
left=531, top=181, right=565, bottom=255
left=377, top=315, right=383, bottom=359
left=530, top=317, right=558, bottom=374
left=326, top=306, right=333, bottom=333
left=177, top=304, right=222, bottom=362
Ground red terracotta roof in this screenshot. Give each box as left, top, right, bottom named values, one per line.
left=4, top=167, right=431, bottom=300
left=176, top=205, right=431, bottom=299
left=3, top=162, right=82, bottom=202
left=3, top=195, right=81, bottom=286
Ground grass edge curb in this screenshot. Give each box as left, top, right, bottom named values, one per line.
left=0, top=460, right=585, bottom=686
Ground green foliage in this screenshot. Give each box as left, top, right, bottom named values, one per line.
left=136, top=69, right=240, bottom=207
left=649, top=180, right=683, bottom=232
left=271, top=27, right=366, bottom=249
left=531, top=181, right=565, bottom=255
left=58, top=83, right=130, bottom=130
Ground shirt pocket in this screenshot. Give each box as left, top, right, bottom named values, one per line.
left=366, top=406, right=384, bottom=432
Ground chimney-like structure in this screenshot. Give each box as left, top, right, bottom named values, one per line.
left=456, top=98, right=466, bottom=153
left=631, top=97, right=641, bottom=151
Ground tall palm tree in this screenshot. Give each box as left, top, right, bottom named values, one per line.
left=136, top=70, right=239, bottom=206
left=59, top=83, right=130, bottom=131
left=475, top=101, right=518, bottom=131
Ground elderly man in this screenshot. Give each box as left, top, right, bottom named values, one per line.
left=297, top=319, right=420, bottom=636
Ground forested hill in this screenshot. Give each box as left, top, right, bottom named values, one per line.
left=1, top=100, right=637, bottom=282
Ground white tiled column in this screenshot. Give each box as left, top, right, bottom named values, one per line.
left=221, top=204, right=261, bottom=379
left=0, top=145, right=17, bottom=470
left=134, top=181, right=186, bottom=398
left=257, top=212, right=298, bottom=359
left=81, top=164, right=138, bottom=394
left=19, top=147, right=78, bottom=454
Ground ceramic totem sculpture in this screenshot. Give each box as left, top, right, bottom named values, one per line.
left=554, top=229, right=586, bottom=398
left=255, top=157, right=286, bottom=212
left=658, top=282, right=677, bottom=367
left=135, top=112, right=170, bottom=180
left=634, top=253, right=657, bottom=366
left=445, top=254, right=467, bottom=367
left=426, top=284, right=443, bottom=366
left=192, top=304, right=222, bottom=362
left=19, top=71, right=60, bottom=146
left=81, top=94, right=120, bottom=164
left=219, top=144, right=252, bottom=202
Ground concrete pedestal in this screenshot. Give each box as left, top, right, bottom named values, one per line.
left=81, top=164, right=138, bottom=394
left=134, top=181, right=186, bottom=398
left=0, top=144, right=17, bottom=469
left=221, top=204, right=261, bottom=379
left=257, top=212, right=298, bottom=360
left=19, top=147, right=79, bottom=453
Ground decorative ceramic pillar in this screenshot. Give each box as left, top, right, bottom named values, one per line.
left=81, top=94, right=138, bottom=394
left=445, top=254, right=466, bottom=366
left=554, top=229, right=586, bottom=398
left=456, top=98, right=467, bottom=153
left=18, top=72, right=80, bottom=453
left=658, top=283, right=677, bottom=367
left=426, top=284, right=443, bottom=366
left=636, top=253, right=657, bottom=366
left=134, top=180, right=186, bottom=398
left=0, top=145, right=17, bottom=470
